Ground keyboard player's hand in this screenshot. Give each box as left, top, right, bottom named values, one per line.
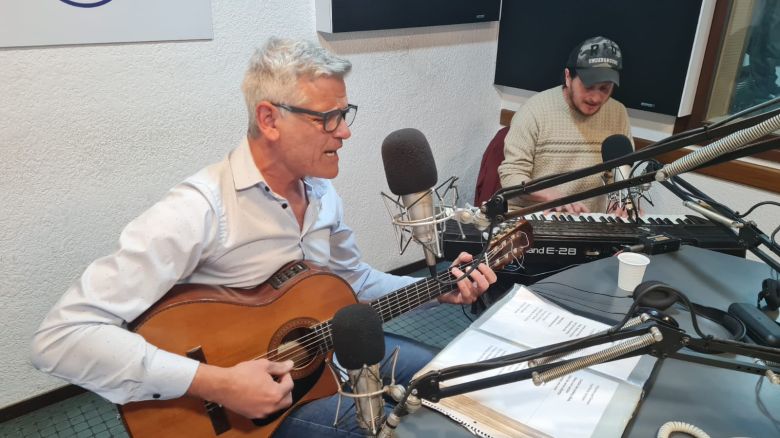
left=531, top=188, right=589, bottom=215
left=609, top=202, right=643, bottom=219
left=545, top=201, right=589, bottom=215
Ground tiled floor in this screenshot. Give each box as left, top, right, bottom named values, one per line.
left=0, top=267, right=477, bottom=438
left=384, top=303, right=473, bottom=349
left=0, top=391, right=128, bottom=438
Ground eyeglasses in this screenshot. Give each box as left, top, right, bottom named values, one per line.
left=272, top=103, right=358, bottom=132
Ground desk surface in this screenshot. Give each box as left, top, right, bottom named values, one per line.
left=398, top=246, right=780, bottom=437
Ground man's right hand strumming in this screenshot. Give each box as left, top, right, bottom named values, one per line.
left=187, top=359, right=295, bottom=419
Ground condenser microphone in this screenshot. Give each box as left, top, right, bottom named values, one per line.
left=332, top=304, right=386, bottom=435
left=382, top=128, right=439, bottom=276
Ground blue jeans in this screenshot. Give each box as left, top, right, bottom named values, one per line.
left=274, top=333, right=437, bottom=437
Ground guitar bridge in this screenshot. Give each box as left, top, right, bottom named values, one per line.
left=269, top=262, right=309, bottom=289
left=186, top=346, right=231, bottom=435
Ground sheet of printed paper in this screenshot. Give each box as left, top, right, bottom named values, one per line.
left=478, top=285, right=640, bottom=381
left=425, top=329, right=621, bottom=438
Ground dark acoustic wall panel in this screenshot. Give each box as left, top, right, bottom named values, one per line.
left=321, top=0, right=501, bottom=33
left=495, top=0, right=704, bottom=116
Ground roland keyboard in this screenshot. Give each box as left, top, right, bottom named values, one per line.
left=442, top=213, right=745, bottom=283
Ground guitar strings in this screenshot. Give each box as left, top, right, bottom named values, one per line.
left=258, top=242, right=516, bottom=365
left=262, top=230, right=529, bottom=365
left=360, top=229, right=528, bottom=334
left=258, top=263, right=472, bottom=364
left=262, top=268, right=465, bottom=365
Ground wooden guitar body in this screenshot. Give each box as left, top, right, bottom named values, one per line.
left=120, top=262, right=356, bottom=437
left=118, top=219, right=533, bottom=437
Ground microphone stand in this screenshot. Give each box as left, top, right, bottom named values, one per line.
left=397, top=315, right=780, bottom=416
left=644, top=160, right=780, bottom=273
left=378, top=279, right=780, bottom=437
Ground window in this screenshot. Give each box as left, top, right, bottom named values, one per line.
left=674, top=0, right=780, bottom=193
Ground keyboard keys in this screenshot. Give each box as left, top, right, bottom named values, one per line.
left=522, top=213, right=702, bottom=227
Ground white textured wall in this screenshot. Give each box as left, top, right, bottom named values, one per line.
left=0, top=1, right=502, bottom=407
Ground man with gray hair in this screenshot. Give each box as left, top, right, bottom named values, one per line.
left=31, top=37, right=495, bottom=436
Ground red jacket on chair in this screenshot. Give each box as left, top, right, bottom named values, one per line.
left=474, top=126, right=510, bottom=206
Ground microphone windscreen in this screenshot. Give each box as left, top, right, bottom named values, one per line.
left=332, top=303, right=385, bottom=369
left=601, top=134, right=634, bottom=162
left=381, top=128, right=438, bottom=195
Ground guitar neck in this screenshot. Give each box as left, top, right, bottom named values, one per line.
left=313, top=266, right=464, bottom=354
left=316, top=218, right=532, bottom=352
left=369, top=266, right=464, bottom=323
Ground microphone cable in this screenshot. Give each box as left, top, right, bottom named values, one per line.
left=735, top=200, right=780, bottom=218
left=656, top=421, right=711, bottom=438
left=610, top=283, right=710, bottom=337
left=733, top=201, right=780, bottom=251
left=529, top=280, right=634, bottom=318
left=530, top=286, right=631, bottom=317
left=533, top=280, right=633, bottom=298
left=529, top=280, right=733, bottom=339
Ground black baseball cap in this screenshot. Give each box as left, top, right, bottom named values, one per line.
left=567, top=36, right=622, bottom=87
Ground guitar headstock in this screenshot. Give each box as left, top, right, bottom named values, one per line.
left=486, top=219, right=534, bottom=271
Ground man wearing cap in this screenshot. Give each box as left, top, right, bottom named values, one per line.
left=498, top=36, right=633, bottom=214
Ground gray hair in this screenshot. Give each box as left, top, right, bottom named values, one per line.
left=242, top=37, right=352, bottom=138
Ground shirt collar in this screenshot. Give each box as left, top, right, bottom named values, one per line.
left=229, top=137, right=329, bottom=199
left=229, top=137, right=263, bottom=191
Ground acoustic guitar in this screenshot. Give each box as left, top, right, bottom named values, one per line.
left=119, top=220, right=532, bottom=437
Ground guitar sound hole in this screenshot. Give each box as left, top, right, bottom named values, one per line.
left=276, top=327, right=318, bottom=370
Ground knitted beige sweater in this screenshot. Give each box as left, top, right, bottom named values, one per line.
left=498, top=86, right=632, bottom=213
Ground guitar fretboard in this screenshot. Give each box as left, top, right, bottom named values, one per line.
left=310, top=269, right=459, bottom=355
left=311, top=258, right=490, bottom=355
left=307, top=221, right=527, bottom=355
left=370, top=272, right=457, bottom=322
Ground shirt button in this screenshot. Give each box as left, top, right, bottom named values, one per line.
left=264, top=186, right=270, bottom=192
left=282, top=203, right=288, bottom=209
left=152, top=393, right=161, bottom=399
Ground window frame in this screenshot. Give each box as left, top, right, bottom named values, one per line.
left=669, top=0, right=780, bottom=193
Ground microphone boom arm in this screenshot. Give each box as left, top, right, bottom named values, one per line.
left=499, top=172, right=658, bottom=222
left=409, top=319, right=780, bottom=404
left=482, top=105, right=780, bottom=221
left=644, top=160, right=780, bottom=272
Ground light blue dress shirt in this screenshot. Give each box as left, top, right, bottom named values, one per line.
left=31, top=138, right=415, bottom=404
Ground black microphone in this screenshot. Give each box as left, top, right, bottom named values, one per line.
left=382, top=128, right=439, bottom=276
left=332, top=304, right=386, bottom=434
left=601, top=134, right=639, bottom=214
left=600, top=134, right=634, bottom=182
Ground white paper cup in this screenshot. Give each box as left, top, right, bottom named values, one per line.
left=617, top=252, right=650, bottom=291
